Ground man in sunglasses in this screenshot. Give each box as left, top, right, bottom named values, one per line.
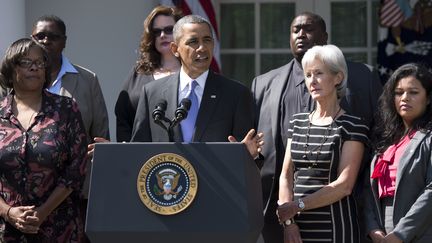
left=31, top=14, right=109, bottom=242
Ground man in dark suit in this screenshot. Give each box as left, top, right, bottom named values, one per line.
left=131, top=15, right=261, bottom=157
left=252, top=12, right=382, bottom=243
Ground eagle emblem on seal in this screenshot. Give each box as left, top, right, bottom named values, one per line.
left=153, top=168, right=183, bottom=200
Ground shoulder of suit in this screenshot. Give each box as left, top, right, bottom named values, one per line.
left=143, top=72, right=173, bottom=90
left=254, top=60, right=294, bottom=81
left=346, top=60, right=374, bottom=73
left=71, top=64, right=98, bottom=78
left=211, top=72, right=249, bottom=91
left=420, top=129, right=432, bottom=138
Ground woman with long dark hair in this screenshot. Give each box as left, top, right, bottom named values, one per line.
left=365, top=63, right=432, bottom=243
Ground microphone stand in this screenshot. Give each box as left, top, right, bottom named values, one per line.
left=152, top=99, right=190, bottom=142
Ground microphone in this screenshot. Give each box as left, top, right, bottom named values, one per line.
left=152, top=100, right=167, bottom=122
left=175, top=98, right=191, bottom=122
left=152, top=100, right=170, bottom=133
left=170, top=98, right=191, bottom=129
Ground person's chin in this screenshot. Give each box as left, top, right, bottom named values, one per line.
left=194, top=60, right=211, bottom=68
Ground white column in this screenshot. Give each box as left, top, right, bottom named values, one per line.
left=0, top=0, right=26, bottom=57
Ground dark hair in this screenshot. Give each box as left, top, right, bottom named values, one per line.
left=372, top=63, right=432, bottom=153
left=0, top=38, right=51, bottom=90
left=137, top=5, right=183, bottom=75
left=173, top=14, right=213, bottom=43
left=32, top=14, right=66, bottom=35
left=296, top=11, right=326, bottom=32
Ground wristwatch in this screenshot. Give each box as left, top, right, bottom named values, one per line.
left=281, top=218, right=295, bottom=227
left=298, top=198, right=305, bottom=211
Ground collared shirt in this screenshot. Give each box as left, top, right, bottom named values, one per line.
left=178, top=67, right=208, bottom=106
left=375, top=131, right=415, bottom=198
left=279, top=59, right=314, bottom=148
left=48, top=55, right=78, bottom=94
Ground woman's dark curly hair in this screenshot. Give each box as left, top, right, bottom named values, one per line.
left=372, top=63, right=432, bottom=153
left=136, top=5, right=182, bottom=75
left=0, top=38, right=51, bottom=90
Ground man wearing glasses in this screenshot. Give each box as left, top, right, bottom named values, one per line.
left=31, top=15, right=109, bottom=242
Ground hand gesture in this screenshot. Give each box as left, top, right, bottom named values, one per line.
left=228, top=129, right=264, bottom=158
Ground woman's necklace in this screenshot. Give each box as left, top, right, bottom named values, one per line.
left=303, top=107, right=342, bottom=169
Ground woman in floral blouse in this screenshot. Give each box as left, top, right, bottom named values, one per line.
left=0, top=38, right=88, bottom=242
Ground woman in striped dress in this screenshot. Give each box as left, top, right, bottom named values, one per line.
left=277, top=45, right=369, bottom=243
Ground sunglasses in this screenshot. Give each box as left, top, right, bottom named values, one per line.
left=17, top=59, right=47, bottom=69
left=32, top=32, right=65, bottom=41
left=152, top=26, right=174, bottom=36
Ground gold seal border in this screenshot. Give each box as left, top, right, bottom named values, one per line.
left=137, top=153, right=198, bottom=215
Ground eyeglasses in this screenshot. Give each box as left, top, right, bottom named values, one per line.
left=17, top=59, right=47, bottom=69
left=32, top=32, right=65, bottom=41
left=152, top=26, right=174, bottom=36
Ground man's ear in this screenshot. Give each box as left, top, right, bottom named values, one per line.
left=323, top=31, right=328, bottom=44
left=171, top=42, right=179, bottom=57
left=317, top=31, right=328, bottom=45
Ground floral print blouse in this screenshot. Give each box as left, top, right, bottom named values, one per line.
left=0, top=91, right=88, bottom=242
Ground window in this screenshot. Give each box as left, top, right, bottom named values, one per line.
left=219, top=0, right=379, bottom=86
left=220, top=1, right=295, bottom=87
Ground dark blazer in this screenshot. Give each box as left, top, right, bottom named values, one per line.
left=364, top=130, right=432, bottom=242
left=115, top=67, right=155, bottom=142
left=251, top=59, right=382, bottom=216
left=131, top=70, right=255, bottom=143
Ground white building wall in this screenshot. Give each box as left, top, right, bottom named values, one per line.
left=0, top=0, right=26, bottom=56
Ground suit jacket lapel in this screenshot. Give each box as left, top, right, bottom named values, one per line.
left=59, top=72, right=78, bottom=97
left=369, top=155, right=380, bottom=200
left=270, top=61, right=293, bottom=144
left=395, top=131, right=427, bottom=190
left=162, top=73, right=182, bottom=142
left=369, top=154, right=385, bottom=226
left=193, top=71, right=219, bottom=141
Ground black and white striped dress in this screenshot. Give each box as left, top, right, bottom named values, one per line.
left=287, top=112, right=369, bottom=243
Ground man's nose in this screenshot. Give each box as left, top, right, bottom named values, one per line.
left=38, top=38, right=50, bottom=45
left=196, top=42, right=206, bottom=52
left=298, top=28, right=306, bottom=37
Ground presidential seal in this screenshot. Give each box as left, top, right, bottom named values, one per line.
left=137, top=153, right=198, bottom=215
